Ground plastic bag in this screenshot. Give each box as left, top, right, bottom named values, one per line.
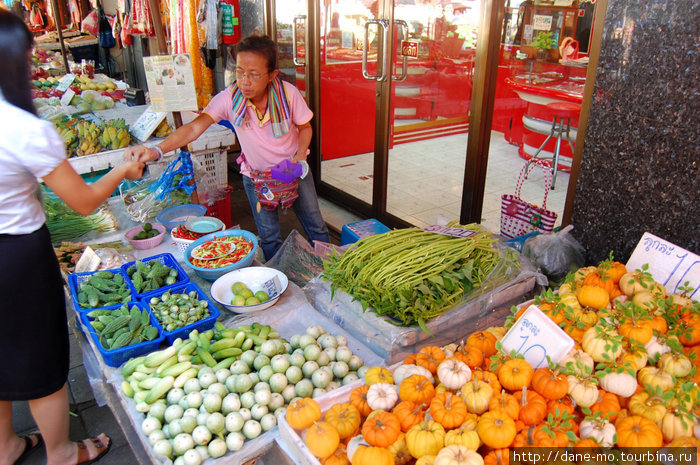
left=120, top=151, right=197, bottom=222
left=95, top=247, right=136, bottom=270
left=265, top=229, right=324, bottom=288
left=522, top=224, right=585, bottom=285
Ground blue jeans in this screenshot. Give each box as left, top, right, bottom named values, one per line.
left=242, top=172, right=330, bottom=260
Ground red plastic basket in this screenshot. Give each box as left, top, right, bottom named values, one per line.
left=205, top=187, right=233, bottom=228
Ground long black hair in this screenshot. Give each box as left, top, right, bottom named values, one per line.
left=0, top=9, right=36, bottom=115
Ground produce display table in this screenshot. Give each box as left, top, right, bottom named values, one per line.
left=68, top=106, right=236, bottom=176
left=68, top=236, right=384, bottom=465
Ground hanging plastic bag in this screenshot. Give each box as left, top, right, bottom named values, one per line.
left=120, top=151, right=197, bottom=222
left=82, top=9, right=99, bottom=35
left=98, top=9, right=116, bottom=48
left=521, top=224, right=585, bottom=285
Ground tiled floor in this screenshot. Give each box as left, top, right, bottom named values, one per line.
left=320, top=130, right=569, bottom=233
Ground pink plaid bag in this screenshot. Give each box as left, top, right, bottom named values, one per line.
left=500, top=160, right=558, bottom=239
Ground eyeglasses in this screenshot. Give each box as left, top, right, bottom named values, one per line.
left=235, top=70, right=267, bottom=82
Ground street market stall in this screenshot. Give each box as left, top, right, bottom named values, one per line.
left=62, top=213, right=700, bottom=465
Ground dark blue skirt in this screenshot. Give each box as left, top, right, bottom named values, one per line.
left=0, top=224, right=68, bottom=400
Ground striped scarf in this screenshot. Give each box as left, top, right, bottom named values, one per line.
left=231, top=76, right=291, bottom=137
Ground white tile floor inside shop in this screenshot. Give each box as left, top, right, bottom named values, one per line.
left=321, top=129, right=569, bottom=233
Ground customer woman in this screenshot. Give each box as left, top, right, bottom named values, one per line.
left=0, top=10, right=144, bottom=465
left=124, top=34, right=329, bottom=260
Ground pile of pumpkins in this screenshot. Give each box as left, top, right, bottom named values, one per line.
left=284, top=257, right=699, bottom=465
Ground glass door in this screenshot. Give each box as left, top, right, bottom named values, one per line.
left=275, top=1, right=308, bottom=97
left=385, top=1, right=480, bottom=226
left=317, top=0, right=380, bottom=208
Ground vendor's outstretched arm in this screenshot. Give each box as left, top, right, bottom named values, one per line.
left=123, top=113, right=216, bottom=163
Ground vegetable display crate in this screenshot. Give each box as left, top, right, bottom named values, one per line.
left=121, top=253, right=190, bottom=299
left=204, top=187, right=233, bottom=228
left=141, top=281, right=220, bottom=344
left=78, top=302, right=165, bottom=367
left=306, top=255, right=538, bottom=364
left=278, top=384, right=359, bottom=465
left=68, top=269, right=132, bottom=314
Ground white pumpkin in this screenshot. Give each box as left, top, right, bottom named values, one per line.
left=598, top=371, right=638, bottom=398
left=645, top=336, right=672, bottom=363
left=366, top=382, right=399, bottom=411
left=581, top=326, right=624, bottom=362
left=658, top=353, right=693, bottom=378
left=567, top=375, right=599, bottom=408
left=434, top=445, right=484, bottom=465
left=437, top=360, right=472, bottom=391
left=559, top=349, right=594, bottom=376
left=661, top=411, right=695, bottom=442
left=580, top=418, right=616, bottom=447
left=393, top=364, right=434, bottom=386
left=347, top=434, right=370, bottom=462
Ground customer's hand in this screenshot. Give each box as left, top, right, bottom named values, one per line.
left=123, top=145, right=159, bottom=163
left=123, top=161, right=146, bottom=180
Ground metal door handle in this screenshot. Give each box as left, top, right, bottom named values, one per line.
left=393, top=20, right=408, bottom=81
left=293, top=15, right=306, bottom=67
left=378, top=19, right=390, bottom=82
left=362, top=19, right=380, bottom=80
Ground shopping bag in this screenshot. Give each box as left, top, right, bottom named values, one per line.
left=500, top=159, right=557, bottom=239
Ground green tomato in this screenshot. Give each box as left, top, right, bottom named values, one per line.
left=231, top=295, right=246, bottom=306
left=254, top=290, right=269, bottom=302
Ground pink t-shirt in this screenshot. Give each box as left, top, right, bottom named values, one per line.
left=203, top=80, right=312, bottom=176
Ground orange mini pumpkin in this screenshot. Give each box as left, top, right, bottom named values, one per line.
left=393, top=401, right=426, bottom=433
left=306, top=421, right=340, bottom=459
left=484, top=448, right=510, bottom=465
left=399, top=375, right=435, bottom=404
left=466, top=331, right=498, bottom=358
left=531, top=368, right=568, bottom=400
left=498, top=359, right=534, bottom=391
left=488, top=390, right=520, bottom=420
left=430, top=392, right=468, bottom=430
left=416, top=346, right=446, bottom=375
left=454, top=345, right=484, bottom=369
left=325, top=403, right=362, bottom=439
left=616, top=415, right=663, bottom=448
left=473, top=369, right=502, bottom=393
left=286, top=397, right=321, bottom=430
left=512, top=425, right=555, bottom=448
left=518, top=387, right=548, bottom=426
left=591, top=390, right=621, bottom=423
left=477, top=410, right=517, bottom=448
left=350, top=385, right=373, bottom=417
left=362, top=410, right=402, bottom=448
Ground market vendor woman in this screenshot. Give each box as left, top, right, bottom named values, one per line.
left=124, top=34, right=329, bottom=260
left=0, top=10, right=145, bottom=465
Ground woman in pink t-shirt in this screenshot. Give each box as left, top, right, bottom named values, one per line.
left=125, top=35, right=329, bottom=259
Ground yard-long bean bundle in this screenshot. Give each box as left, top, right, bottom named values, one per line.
left=322, top=224, right=504, bottom=333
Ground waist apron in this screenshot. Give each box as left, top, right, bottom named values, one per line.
left=0, top=225, right=69, bottom=400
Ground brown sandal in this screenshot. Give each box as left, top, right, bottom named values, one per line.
left=75, top=435, right=112, bottom=465
left=12, top=433, right=43, bottom=465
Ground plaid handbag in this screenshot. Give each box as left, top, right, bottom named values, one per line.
left=500, top=159, right=558, bottom=239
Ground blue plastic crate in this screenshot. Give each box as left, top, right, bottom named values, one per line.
left=79, top=302, right=165, bottom=367
left=142, top=282, right=220, bottom=344
left=121, top=253, right=190, bottom=299
left=68, top=269, right=132, bottom=313
left=340, top=219, right=391, bottom=245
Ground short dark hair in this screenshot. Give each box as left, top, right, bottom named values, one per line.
left=235, top=34, right=277, bottom=73
left=0, top=9, right=35, bottom=115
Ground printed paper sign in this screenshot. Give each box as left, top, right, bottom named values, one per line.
left=500, top=305, right=574, bottom=369
left=533, top=15, right=553, bottom=31
left=627, top=232, right=700, bottom=298
left=75, top=247, right=101, bottom=274
left=401, top=40, right=418, bottom=58
left=423, top=225, right=477, bottom=239
left=60, top=88, right=75, bottom=106
left=56, top=74, right=76, bottom=92
left=142, top=54, right=198, bottom=112
left=130, top=106, right=168, bottom=142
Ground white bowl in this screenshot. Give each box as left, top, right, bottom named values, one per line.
left=210, top=267, right=289, bottom=313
